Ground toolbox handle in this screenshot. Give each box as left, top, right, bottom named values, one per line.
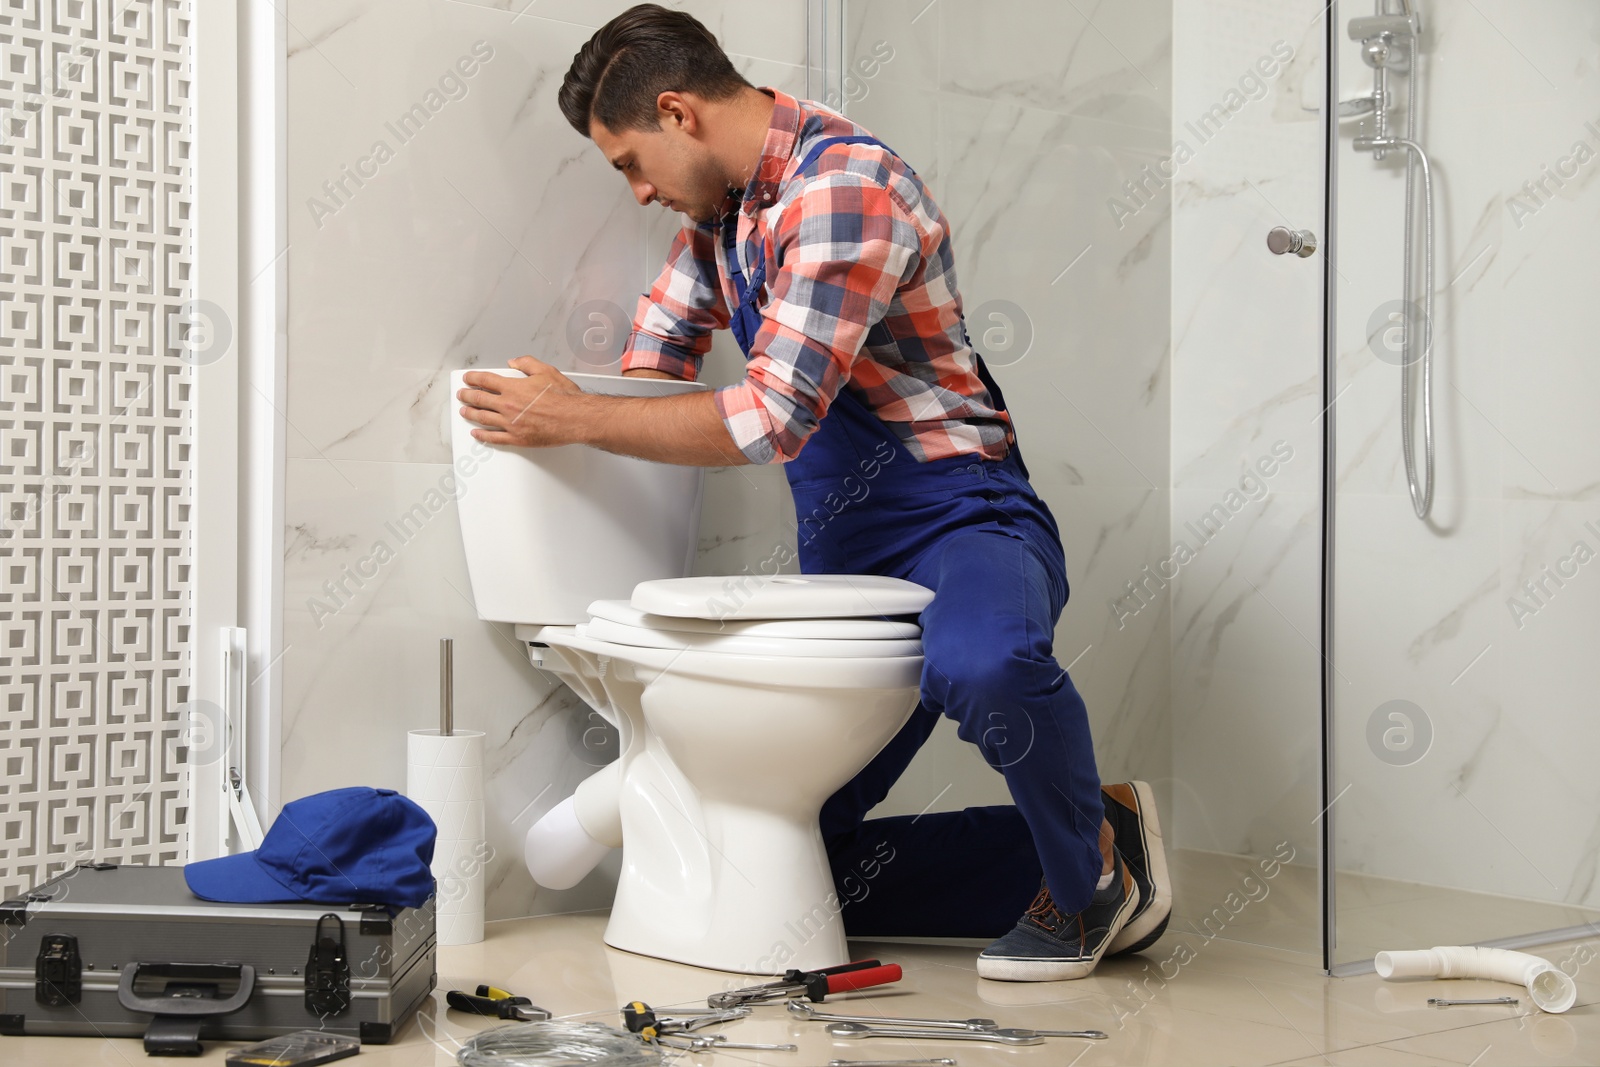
left=116, top=961, right=257, bottom=1017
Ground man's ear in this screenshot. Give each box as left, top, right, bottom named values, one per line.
left=656, top=90, right=697, bottom=133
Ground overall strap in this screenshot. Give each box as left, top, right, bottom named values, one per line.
left=794, top=133, right=899, bottom=178
left=723, top=134, right=902, bottom=354
left=723, top=135, right=902, bottom=300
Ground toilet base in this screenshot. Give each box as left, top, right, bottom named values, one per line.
left=602, top=790, right=851, bottom=975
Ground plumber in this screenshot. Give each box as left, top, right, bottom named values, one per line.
left=456, top=3, right=1169, bottom=982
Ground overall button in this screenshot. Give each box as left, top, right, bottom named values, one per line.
left=983, top=489, right=1005, bottom=503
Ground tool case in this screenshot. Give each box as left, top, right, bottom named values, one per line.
left=0, top=862, right=436, bottom=1054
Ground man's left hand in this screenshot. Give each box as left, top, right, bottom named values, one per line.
left=457, top=356, right=589, bottom=447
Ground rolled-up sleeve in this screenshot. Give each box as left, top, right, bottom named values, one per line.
left=713, top=176, right=922, bottom=465
left=621, top=222, right=729, bottom=381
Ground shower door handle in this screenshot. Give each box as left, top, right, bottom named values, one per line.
left=1266, top=227, right=1318, bottom=258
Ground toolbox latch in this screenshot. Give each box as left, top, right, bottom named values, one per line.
left=352, top=901, right=393, bottom=936
left=34, top=933, right=83, bottom=1007
left=305, top=913, right=352, bottom=1017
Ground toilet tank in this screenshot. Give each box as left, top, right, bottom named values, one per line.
left=449, top=369, right=709, bottom=625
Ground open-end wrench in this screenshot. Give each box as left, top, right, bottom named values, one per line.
left=789, top=1000, right=998, bottom=1031
left=656, top=1033, right=799, bottom=1052
left=790, top=999, right=1106, bottom=1039
left=827, top=1060, right=958, bottom=1066
left=825, top=1022, right=1043, bottom=1046
left=674, top=1007, right=755, bottom=1032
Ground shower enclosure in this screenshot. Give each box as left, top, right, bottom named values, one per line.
left=823, top=0, right=1600, bottom=973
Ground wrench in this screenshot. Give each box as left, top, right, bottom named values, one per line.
left=675, top=1007, right=755, bottom=1032
left=827, top=1060, right=958, bottom=1066
left=790, top=1000, right=1105, bottom=1039
left=656, top=1033, right=799, bottom=1052
left=788, top=1000, right=998, bottom=1031
left=825, top=1022, right=1043, bottom=1046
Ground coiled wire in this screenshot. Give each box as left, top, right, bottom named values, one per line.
left=457, top=1022, right=662, bottom=1067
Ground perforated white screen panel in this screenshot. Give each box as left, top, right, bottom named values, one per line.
left=0, top=0, right=195, bottom=899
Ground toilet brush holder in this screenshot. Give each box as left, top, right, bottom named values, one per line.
left=406, top=638, right=487, bottom=945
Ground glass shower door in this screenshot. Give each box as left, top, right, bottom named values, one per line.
left=829, top=0, right=1338, bottom=960
left=1327, top=0, right=1600, bottom=970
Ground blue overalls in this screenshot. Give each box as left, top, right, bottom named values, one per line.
left=721, top=135, right=1106, bottom=935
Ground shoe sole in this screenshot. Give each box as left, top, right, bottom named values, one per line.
left=975, top=877, right=1141, bottom=982
left=1106, top=780, right=1172, bottom=957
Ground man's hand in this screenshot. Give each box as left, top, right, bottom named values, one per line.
left=457, top=356, right=591, bottom=447
left=456, top=356, right=749, bottom=466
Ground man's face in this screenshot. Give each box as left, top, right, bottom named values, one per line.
left=592, top=107, right=728, bottom=223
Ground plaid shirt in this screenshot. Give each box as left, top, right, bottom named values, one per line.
left=621, top=89, right=1014, bottom=466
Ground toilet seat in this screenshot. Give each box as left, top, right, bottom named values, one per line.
left=631, top=574, right=935, bottom=620
left=575, top=575, right=934, bottom=658
left=541, top=628, right=924, bottom=688
left=578, top=611, right=923, bottom=659
left=586, top=599, right=923, bottom=640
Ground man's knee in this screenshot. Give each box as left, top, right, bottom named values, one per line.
left=922, top=644, right=1054, bottom=714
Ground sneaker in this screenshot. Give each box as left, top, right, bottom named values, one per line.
left=1103, top=780, right=1172, bottom=956
left=976, top=848, right=1140, bottom=981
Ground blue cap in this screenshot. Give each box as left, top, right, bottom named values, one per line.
left=185, top=787, right=437, bottom=909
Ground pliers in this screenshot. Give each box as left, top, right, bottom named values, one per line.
left=446, top=983, right=552, bottom=1021
left=707, top=959, right=903, bottom=1008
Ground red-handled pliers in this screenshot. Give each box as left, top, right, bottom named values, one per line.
left=707, top=959, right=903, bottom=1008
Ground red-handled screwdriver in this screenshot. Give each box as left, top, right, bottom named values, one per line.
left=707, top=959, right=903, bottom=1008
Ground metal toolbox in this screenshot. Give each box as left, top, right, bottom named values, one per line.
left=0, top=862, right=436, bottom=1054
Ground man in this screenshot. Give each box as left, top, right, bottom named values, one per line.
left=457, top=3, right=1170, bottom=981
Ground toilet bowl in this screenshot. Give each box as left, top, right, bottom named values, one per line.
left=449, top=370, right=932, bottom=973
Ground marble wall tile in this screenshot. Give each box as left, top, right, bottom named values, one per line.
left=935, top=92, right=1172, bottom=494
left=280, top=457, right=622, bottom=917
left=1168, top=485, right=1321, bottom=861
left=285, top=1, right=650, bottom=465
left=1169, top=0, right=1326, bottom=865
left=938, top=0, right=1171, bottom=130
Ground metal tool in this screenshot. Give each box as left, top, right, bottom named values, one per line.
left=708, top=959, right=903, bottom=1008
left=793, top=1001, right=1106, bottom=1040
left=790, top=1001, right=998, bottom=1031
left=825, top=1022, right=1043, bottom=1046
left=1428, top=996, right=1519, bottom=1007
left=650, top=1032, right=798, bottom=1052
left=828, top=1060, right=958, bottom=1067
left=622, top=1001, right=750, bottom=1037
left=440, top=637, right=453, bottom=735
left=668, top=1008, right=752, bottom=1033
left=621, top=1000, right=796, bottom=1054
left=446, top=987, right=551, bottom=1021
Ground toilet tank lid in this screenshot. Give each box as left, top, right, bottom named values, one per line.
left=630, top=574, right=935, bottom=620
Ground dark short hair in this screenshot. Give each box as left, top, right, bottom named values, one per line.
left=559, top=4, right=751, bottom=137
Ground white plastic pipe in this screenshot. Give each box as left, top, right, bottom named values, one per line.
left=1375, top=946, right=1577, bottom=1013
left=522, top=764, right=625, bottom=890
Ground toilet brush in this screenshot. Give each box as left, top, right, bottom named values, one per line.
left=406, top=638, right=487, bottom=945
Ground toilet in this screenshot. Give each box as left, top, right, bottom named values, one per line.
left=449, top=370, right=932, bottom=973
